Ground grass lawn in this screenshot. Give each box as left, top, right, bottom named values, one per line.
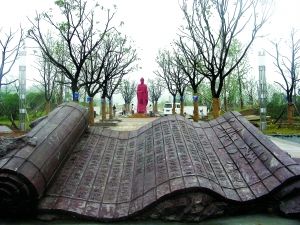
left=263, top=123, right=300, bottom=135
left=0, top=117, right=14, bottom=127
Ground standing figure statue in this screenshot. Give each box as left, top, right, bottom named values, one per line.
left=137, top=77, right=148, bottom=113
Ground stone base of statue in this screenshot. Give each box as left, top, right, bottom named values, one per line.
left=95, top=120, right=119, bottom=127
left=129, top=113, right=150, bottom=118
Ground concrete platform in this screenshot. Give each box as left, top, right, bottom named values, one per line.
left=0, top=125, right=12, bottom=133
left=269, top=136, right=300, bottom=158
left=109, top=117, right=158, bottom=131
left=94, top=121, right=119, bottom=127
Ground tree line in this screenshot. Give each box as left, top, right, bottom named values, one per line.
left=1, top=0, right=140, bottom=125
left=154, top=0, right=299, bottom=124
left=1, top=0, right=300, bottom=128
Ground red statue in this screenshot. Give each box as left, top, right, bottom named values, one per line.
left=137, top=77, right=148, bottom=113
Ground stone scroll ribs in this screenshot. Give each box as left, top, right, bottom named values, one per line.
left=0, top=103, right=88, bottom=214
left=39, top=112, right=300, bottom=220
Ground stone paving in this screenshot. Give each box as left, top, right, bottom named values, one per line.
left=0, top=125, right=12, bottom=133
left=269, top=136, right=300, bottom=158
left=109, top=117, right=158, bottom=131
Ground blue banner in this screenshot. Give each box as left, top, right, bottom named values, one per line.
left=87, top=96, right=92, bottom=103
left=193, top=96, right=198, bottom=102
left=73, top=92, right=79, bottom=101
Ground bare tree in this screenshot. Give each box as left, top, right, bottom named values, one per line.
left=169, top=51, right=188, bottom=116
left=81, top=33, right=111, bottom=125
left=155, top=50, right=177, bottom=114
left=175, top=38, right=204, bottom=121
left=34, top=54, right=58, bottom=114
left=244, top=76, right=258, bottom=108
left=119, top=79, right=136, bottom=114
left=222, top=39, right=251, bottom=111
left=180, top=0, right=270, bottom=118
left=106, top=75, right=123, bottom=119
left=268, top=29, right=300, bottom=124
left=148, top=79, right=162, bottom=113
left=155, top=49, right=188, bottom=115
left=54, top=39, right=70, bottom=105
left=82, top=30, right=137, bottom=123
left=236, top=64, right=249, bottom=110
left=100, top=33, right=138, bottom=121
left=27, top=0, right=114, bottom=101
left=33, top=34, right=65, bottom=114
left=0, top=27, right=23, bottom=90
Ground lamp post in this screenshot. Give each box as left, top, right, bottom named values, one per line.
left=19, top=44, right=27, bottom=131
left=258, top=50, right=267, bottom=131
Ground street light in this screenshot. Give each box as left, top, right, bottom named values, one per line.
left=19, top=43, right=27, bottom=131
left=258, top=50, right=267, bottom=131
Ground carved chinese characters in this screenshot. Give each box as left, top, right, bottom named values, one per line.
left=38, top=112, right=300, bottom=220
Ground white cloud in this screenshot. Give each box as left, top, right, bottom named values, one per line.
left=0, top=0, right=53, bottom=30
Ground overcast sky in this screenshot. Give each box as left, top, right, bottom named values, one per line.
left=1, top=0, right=300, bottom=91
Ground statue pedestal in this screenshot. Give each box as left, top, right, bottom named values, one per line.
left=129, top=113, right=150, bottom=118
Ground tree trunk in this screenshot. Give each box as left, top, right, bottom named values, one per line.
left=180, top=96, right=184, bottom=116
left=101, top=97, right=106, bottom=121
left=58, top=74, right=64, bottom=105
left=108, top=99, right=113, bottom=120
left=249, top=89, right=254, bottom=108
left=193, top=93, right=199, bottom=122
left=149, top=101, right=153, bottom=114
left=240, top=94, right=244, bottom=110
left=287, top=103, right=294, bottom=125
left=71, top=83, right=79, bottom=102
left=88, top=97, right=94, bottom=126
left=154, top=101, right=158, bottom=113
left=223, top=79, right=228, bottom=112
left=238, top=74, right=244, bottom=110
left=9, top=114, right=18, bottom=130
left=45, top=100, right=51, bottom=114
left=126, top=103, right=130, bottom=114
left=212, top=98, right=221, bottom=118
left=84, top=91, right=87, bottom=104
left=294, top=85, right=297, bottom=105
left=172, top=95, right=176, bottom=114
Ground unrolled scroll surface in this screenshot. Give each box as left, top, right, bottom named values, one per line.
left=0, top=103, right=300, bottom=221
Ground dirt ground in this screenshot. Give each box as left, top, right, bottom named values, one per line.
left=0, top=130, right=26, bottom=138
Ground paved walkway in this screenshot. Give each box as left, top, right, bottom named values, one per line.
left=269, top=136, right=300, bottom=158
left=109, top=117, right=158, bottom=131
left=0, top=125, right=12, bottom=133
